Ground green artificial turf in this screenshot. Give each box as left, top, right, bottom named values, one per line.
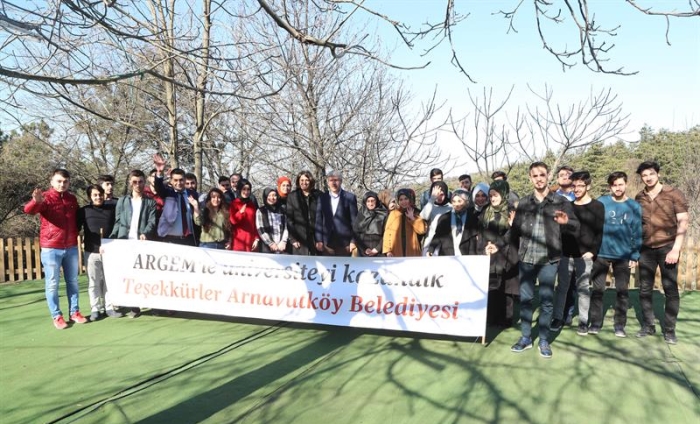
left=1, top=278, right=698, bottom=424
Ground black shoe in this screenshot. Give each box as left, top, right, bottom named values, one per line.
left=588, top=326, right=601, bottom=335
left=663, top=331, right=677, bottom=345
left=550, top=319, right=564, bottom=332
left=511, top=337, right=533, bottom=353
left=636, top=326, right=656, bottom=338
left=614, top=326, right=627, bottom=338
left=576, top=324, right=589, bottom=336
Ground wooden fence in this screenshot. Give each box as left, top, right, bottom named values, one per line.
left=1, top=236, right=698, bottom=290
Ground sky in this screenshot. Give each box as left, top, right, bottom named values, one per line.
left=365, top=0, right=699, bottom=143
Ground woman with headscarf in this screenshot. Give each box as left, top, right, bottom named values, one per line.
left=382, top=188, right=427, bottom=257
left=420, top=180, right=452, bottom=255
left=479, top=180, right=519, bottom=327
left=189, top=188, right=230, bottom=249
left=229, top=179, right=259, bottom=252
left=428, top=188, right=479, bottom=256
left=353, top=191, right=389, bottom=257
left=472, top=182, right=490, bottom=216
left=256, top=187, right=289, bottom=254
left=276, top=176, right=292, bottom=211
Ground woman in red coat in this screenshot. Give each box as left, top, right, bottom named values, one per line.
left=229, top=179, right=260, bottom=252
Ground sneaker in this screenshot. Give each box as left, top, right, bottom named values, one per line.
left=576, top=324, right=588, bottom=336
left=636, top=326, right=656, bottom=338
left=538, top=341, right=553, bottom=359
left=614, top=326, right=627, bottom=338
left=90, top=311, right=100, bottom=322
left=663, top=331, right=678, bottom=345
left=53, top=315, right=68, bottom=330
left=106, top=310, right=123, bottom=318
left=127, top=308, right=141, bottom=319
left=70, top=311, right=88, bottom=324
left=511, top=337, right=533, bottom=353
left=550, top=319, right=564, bottom=332
left=588, top=326, right=601, bottom=335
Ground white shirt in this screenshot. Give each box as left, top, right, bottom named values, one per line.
left=330, top=191, right=341, bottom=216
left=128, top=197, right=142, bottom=240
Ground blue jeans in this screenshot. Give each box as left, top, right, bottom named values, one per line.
left=200, top=241, right=226, bottom=249
left=519, top=261, right=558, bottom=342
left=41, top=247, right=80, bottom=318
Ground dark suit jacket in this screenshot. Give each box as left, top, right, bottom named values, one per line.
left=429, top=208, right=480, bottom=256
left=315, top=189, right=358, bottom=248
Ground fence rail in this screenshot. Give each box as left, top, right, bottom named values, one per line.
left=1, top=236, right=698, bottom=290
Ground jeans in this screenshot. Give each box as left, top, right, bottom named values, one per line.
left=41, top=247, right=80, bottom=318
left=519, top=261, right=558, bottom=342
left=554, top=256, right=592, bottom=324
left=200, top=241, right=226, bottom=249
left=589, top=257, right=631, bottom=328
left=638, top=244, right=679, bottom=331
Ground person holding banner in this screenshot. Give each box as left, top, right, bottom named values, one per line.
left=286, top=171, right=321, bottom=256
left=315, top=171, right=358, bottom=256
left=256, top=188, right=289, bottom=254
left=383, top=188, right=427, bottom=257
left=509, top=162, right=580, bottom=359
left=190, top=188, right=230, bottom=250
left=230, top=179, right=260, bottom=252
left=427, top=188, right=479, bottom=257
left=353, top=191, right=388, bottom=257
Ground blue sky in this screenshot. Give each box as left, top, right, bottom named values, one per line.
left=367, top=0, right=699, bottom=138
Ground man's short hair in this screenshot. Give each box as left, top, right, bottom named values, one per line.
left=636, top=160, right=660, bottom=175
left=128, top=169, right=146, bottom=180
left=184, top=172, right=197, bottom=181
left=86, top=184, right=104, bottom=198
left=296, top=170, right=316, bottom=189
left=218, top=175, right=230, bottom=184
left=570, top=171, right=592, bottom=186
left=491, top=170, right=507, bottom=181
left=529, top=161, right=549, bottom=172
left=607, top=171, right=628, bottom=186
left=458, top=174, right=472, bottom=183
left=170, top=168, right=186, bottom=177
left=429, top=168, right=443, bottom=178
left=327, top=170, right=343, bottom=180
left=229, top=172, right=243, bottom=180
left=96, top=174, right=115, bottom=185
left=556, top=165, right=574, bottom=175
left=52, top=168, right=70, bottom=179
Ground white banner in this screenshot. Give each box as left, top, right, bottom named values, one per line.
left=101, top=240, right=490, bottom=338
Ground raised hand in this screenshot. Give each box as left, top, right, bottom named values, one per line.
left=31, top=188, right=44, bottom=203
left=153, top=153, right=166, bottom=173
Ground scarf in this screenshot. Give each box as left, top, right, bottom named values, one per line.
left=353, top=191, right=388, bottom=235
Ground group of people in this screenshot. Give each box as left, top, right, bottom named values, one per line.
left=26, top=156, right=688, bottom=359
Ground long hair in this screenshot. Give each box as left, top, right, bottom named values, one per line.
left=202, top=188, right=230, bottom=234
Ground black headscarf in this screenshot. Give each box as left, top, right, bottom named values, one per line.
left=261, top=187, right=281, bottom=213
left=237, top=179, right=253, bottom=204
left=353, top=191, right=388, bottom=235
left=430, top=181, right=450, bottom=206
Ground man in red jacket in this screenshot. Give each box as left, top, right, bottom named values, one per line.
left=24, top=169, right=88, bottom=329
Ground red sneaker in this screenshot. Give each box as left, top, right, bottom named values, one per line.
left=70, top=311, right=88, bottom=324
left=53, top=315, right=68, bottom=330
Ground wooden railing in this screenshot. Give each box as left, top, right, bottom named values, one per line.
left=1, top=236, right=698, bottom=289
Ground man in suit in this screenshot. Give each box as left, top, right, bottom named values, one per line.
left=315, top=170, right=358, bottom=256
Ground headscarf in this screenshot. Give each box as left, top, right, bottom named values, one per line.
left=236, top=179, right=253, bottom=204
left=353, top=191, right=388, bottom=235
left=481, top=180, right=511, bottom=234
left=276, top=176, right=292, bottom=199
left=261, top=187, right=281, bottom=213
left=430, top=181, right=450, bottom=206
left=395, top=188, right=416, bottom=211
left=471, top=182, right=490, bottom=212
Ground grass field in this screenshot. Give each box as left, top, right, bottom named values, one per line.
left=1, top=278, right=698, bottom=424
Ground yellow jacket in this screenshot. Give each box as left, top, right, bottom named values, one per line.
left=382, top=209, right=427, bottom=257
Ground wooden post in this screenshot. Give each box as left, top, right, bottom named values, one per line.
left=7, top=238, right=16, bottom=282
left=16, top=237, right=26, bottom=282
left=0, top=238, right=5, bottom=283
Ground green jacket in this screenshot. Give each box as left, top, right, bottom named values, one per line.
left=110, top=196, right=157, bottom=239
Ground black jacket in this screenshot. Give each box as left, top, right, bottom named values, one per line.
left=286, top=189, right=321, bottom=250
left=429, top=208, right=480, bottom=256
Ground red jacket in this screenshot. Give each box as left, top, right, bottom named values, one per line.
left=24, top=189, right=79, bottom=249
left=229, top=198, right=258, bottom=251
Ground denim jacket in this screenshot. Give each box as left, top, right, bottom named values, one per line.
left=510, top=191, right=580, bottom=263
